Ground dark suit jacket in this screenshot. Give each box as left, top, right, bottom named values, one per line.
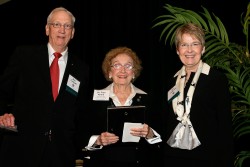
left=162, top=68, right=233, bottom=167
left=0, top=45, right=89, bottom=167
left=84, top=93, right=162, bottom=167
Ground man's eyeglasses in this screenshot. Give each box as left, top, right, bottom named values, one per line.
left=111, top=63, right=133, bottom=70
left=179, top=42, right=202, bottom=49
left=49, top=22, right=73, bottom=30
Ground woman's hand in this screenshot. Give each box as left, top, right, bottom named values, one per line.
left=130, top=123, right=155, bottom=138
left=95, top=132, right=119, bottom=146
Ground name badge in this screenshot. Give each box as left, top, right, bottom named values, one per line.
left=66, top=75, right=80, bottom=96
left=93, top=90, right=110, bottom=101
left=168, top=85, right=179, bottom=102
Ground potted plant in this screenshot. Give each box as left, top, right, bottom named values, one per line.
left=152, top=3, right=250, bottom=167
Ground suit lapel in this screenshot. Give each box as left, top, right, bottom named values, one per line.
left=33, top=45, right=54, bottom=101
left=36, top=45, right=53, bottom=90
left=58, top=52, right=76, bottom=98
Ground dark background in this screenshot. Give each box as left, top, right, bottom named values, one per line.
left=0, top=0, right=249, bottom=165
left=0, top=0, right=248, bottom=90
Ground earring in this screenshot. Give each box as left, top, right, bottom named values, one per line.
left=133, top=76, right=135, bottom=79
left=109, top=76, right=112, bottom=79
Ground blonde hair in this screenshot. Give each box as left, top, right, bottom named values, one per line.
left=174, top=23, right=205, bottom=47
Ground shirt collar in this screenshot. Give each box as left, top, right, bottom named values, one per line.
left=47, top=43, right=68, bottom=63
left=104, top=83, right=147, bottom=106
left=174, top=62, right=210, bottom=78
left=104, top=83, right=147, bottom=95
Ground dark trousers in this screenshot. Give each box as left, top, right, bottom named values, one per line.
left=39, top=141, right=63, bottom=167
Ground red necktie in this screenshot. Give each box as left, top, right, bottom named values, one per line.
left=50, top=52, right=62, bottom=101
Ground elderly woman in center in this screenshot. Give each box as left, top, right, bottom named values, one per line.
left=83, top=46, right=162, bottom=167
